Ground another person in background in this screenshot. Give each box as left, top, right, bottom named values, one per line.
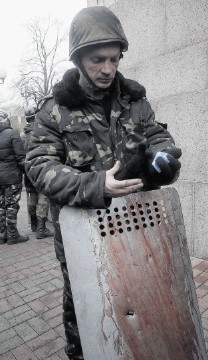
left=21, top=106, right=54, bottom=239
left=26, top=6, right=182, bottom=359
left=0, top=109, right=29, bottom=245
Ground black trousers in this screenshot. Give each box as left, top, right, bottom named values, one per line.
left=60, top=262, right=83, bottom=359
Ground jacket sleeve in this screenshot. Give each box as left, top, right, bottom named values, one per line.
left=25, top=100, right=108, bottom=209
left=11, top=130, right=26, bottom=171
left=142, top=100, right=181, bottom=186
left=141, top=100, right=177, bottom=153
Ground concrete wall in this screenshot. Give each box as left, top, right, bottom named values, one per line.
left=87, top=0, right=208, bottom=258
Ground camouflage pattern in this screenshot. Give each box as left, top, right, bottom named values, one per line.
left=26, top=69, right=177, bottom=263
left=69, top=6, right=128, bottom=60
left=27, top=191, right=49, bottom=219
left=21, top=123, right=37, bottom=192
left=25, top=68, right=179, bottom=358
left=0, top=113, right=25, bottom=243
left=0, top=183, right=22, bottom=241
left=21, top=122, right=34, bottom=154
left=21, top=122, right=50, bottom=221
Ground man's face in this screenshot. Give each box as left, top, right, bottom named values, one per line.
left=80, top=43, right=121, bottom=89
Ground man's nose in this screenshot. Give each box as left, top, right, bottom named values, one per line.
left=101, top=60, right=113, bottom=74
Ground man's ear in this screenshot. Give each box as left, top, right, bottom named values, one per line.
left=119, top=53, right=124, bottom=59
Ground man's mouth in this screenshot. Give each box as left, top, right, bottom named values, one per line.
left=98, top=78, right=112, bottom=83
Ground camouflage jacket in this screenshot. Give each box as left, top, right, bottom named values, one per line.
left=21, top=122, right=34, bottom=153
left=21, top=122, right=36, bottom=192
left=26, top=68, right=178, bottom=262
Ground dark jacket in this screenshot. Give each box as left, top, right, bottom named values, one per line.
left=0, top=117, right=25, bottom=186
left=26, top=68, right=180, bottom=262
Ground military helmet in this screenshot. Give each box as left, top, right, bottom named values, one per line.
left=69, top=6, right=128, bottom=60
left=24, top=106, right=36, bottom=120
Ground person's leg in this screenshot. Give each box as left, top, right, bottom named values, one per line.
left=6, top=183, right=29, bottom=245
left=0, top=186, right=7, bottom=244
left=60, top=262, right=83, bottom=360
left=36, top=193, right=54, bottom=239
left=27, top=191, right=38, bottom=232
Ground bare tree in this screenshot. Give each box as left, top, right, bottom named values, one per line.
left=15, top=18, right=67, bottom=106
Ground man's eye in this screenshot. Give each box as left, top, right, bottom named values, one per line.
left=111, top=58, right=119, bottom=63
left=91, top=57, right=102, bottom=63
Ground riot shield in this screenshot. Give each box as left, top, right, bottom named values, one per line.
left=60, top=187, right=207, bottom=360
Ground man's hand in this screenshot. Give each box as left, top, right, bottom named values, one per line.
left=104, top=161, right=143, bottom=198
left=146, top=147, right=182, bottom=185
left=114, top=143, right=146, bottom=181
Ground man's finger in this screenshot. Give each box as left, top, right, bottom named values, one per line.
left=107, top=161, right=121, bottom=176
left=119, top=178, right=143, bottom=188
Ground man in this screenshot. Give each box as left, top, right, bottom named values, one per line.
left=0, top=109, right=29, bottom=245
left=26, top=6, right=181, bottom=359
left=21, top=106, right=54, bottom=239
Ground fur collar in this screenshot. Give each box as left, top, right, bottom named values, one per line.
left=53, top=68, right=146, bottom=109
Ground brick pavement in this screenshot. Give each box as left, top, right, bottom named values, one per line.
left=0, top=190, right=68, bottom=360
left=0, top=189, right=208, bottom=359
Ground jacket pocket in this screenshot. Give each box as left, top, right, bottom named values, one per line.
left=63, top=127, right=96, bottom=168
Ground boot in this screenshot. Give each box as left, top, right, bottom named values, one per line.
left=7, top=233, right=29, bottom=245
left=0, top=237, right=7, bottom=245
left=36, top=217, right=54, bottom=239
left=0, top=210, right=7, bottom=244
left=31, top=215, right=37, bottom=232
left=64, top=344, right=84, bottom=360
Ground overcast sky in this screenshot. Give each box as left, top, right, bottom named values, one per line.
left=0, top=0, right=87, bottom=104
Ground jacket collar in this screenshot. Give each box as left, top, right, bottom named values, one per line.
left=53, top=68, right=146, bottom=109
